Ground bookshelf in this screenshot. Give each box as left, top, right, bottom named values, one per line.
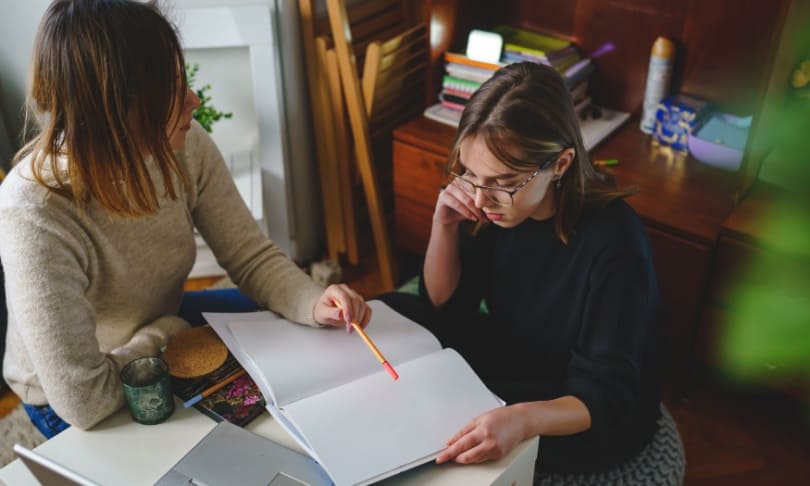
left=391, top=0, right=801, bottom=383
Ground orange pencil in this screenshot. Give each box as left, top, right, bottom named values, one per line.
left=183, top=369, right=247, bottom=407
left=333, top=301, right=399, bottom=381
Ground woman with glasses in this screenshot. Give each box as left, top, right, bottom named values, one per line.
left=380, top=62, right=684, bottom=484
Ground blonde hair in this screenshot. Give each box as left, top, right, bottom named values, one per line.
left=451, top=62, right=636, bottom=243
left=14, top=0, right=188, bottom=216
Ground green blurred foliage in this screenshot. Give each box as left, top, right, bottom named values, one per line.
left=721, top=201, right=810, bottom=380
left=185, top=63, right=233, bottom=133
left=719, top=27, right=810, bottom=386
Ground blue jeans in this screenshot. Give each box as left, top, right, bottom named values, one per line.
left=177, top=288, right=260, bottom=327
left=23, top=403, right=70, bottom=439
left=24, top=288, right=259, bottom=438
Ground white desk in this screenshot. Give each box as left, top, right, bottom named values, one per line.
left=0, top=401, right=538, bottom=485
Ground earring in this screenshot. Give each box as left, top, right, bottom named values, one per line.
left=556, top=176, right=562, bottom=189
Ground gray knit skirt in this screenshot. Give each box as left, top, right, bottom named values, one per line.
left=535, top=405, right=686, bottom=485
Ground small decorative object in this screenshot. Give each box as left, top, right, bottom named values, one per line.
left=465, top=29, right=503, bottom=64
left=791, top=59, right=810, bottom=101
left=653, top=94, right=709, bottom=151
left=687, top=112, right=752, bottom=171
left=640, top=37, right=675, bottom=134
left=185, top=63, right=233, bottom=133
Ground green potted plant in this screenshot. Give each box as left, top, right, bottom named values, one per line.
left=185, top=63, right=232, bottom=133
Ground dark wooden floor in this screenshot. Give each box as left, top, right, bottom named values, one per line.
left=666, top=378, right=810, bottom=484
left=3, top=255, right=809, bottom=484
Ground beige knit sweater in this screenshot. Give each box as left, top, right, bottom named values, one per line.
left=0, top=122, right=324, bottom=429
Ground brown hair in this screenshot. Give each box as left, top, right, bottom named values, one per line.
left=450, top=62, right=636, bottom=243
left=14, top=0, right=188, bottom=216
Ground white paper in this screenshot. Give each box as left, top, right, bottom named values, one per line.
left=226, top=301, right=442, bottom=406
left=283, top=348, right=503, bottom=486
left=203, top=310, right=280, bottom=403
left=204, top=301, right=504, bottom=486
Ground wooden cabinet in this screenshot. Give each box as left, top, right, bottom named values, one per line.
left=388, top=0, right=801, bottom=381
left=698, top=183, right=781, bottom=366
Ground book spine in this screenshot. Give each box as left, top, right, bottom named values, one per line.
left=440, top=99, right=467, bottom=111
left=445, top=64, right=496, bottom=83
left=441, top=87, right=474, bottom=100
left=504, top=42, right=549, bottom=59
left=423, top=103, right=462, bottom=127
left=444, top=52, right=502, bottom=71
left=439, top=92, right=470, bottom=106
left=442, top=75, right=481, bottom=92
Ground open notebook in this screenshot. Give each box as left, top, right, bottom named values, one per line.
left=204, top=300, right=503, bottom=486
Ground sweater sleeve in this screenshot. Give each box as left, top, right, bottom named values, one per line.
left=184, top=124, right=323, bottom=326
left=0, top=207, right=188, bottom=429
left=562, top=248, right=655, bottom=435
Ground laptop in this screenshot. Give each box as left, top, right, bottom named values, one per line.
left=13, top=443, right=101, bottom=486
left=155, top=421, right=332, bottom=486
left=14, top=421, right=331, bottom=486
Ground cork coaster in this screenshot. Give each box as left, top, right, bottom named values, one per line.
left=162, top=327, right=228, bottom=378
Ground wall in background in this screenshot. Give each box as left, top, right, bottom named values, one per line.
left=0, top=107, right=12, bottom=170
left=0, top=0, right=323, bottom=263
left=0, top=0, right=50, bottom=154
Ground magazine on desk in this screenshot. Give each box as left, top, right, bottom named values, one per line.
left=203, top=300, right=503, bottom=486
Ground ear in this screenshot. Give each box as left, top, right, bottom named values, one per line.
left=553, top=148, right=576, bottom=179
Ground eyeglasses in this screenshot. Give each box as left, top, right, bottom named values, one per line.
left=447, top=155, right=557, bottom=207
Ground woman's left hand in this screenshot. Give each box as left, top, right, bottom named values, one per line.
left=313, top=283, right=372, bottom=332
left=436, top=405, right=529, bottom=464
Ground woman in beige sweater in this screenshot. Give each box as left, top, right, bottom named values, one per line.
left=0, top=0, right=370, bottom=437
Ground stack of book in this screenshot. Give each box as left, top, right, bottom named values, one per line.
left=426, top=25, right=595, bottom=127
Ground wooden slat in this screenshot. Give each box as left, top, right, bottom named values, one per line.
left=323, top=44, right=360, bottom=265
left=297, top=0, right=345, bottom=260
left=371, top=77, right=424, bottom=119
left=374, top=59, right=426, bottom=99
left=378, top=24, right=426, bottom=56
left=361, top=41, right=382, bottom=116
left=326, top=0, right=398, bottom=291
left=377, top=48, right=426, bottom=80
left=314, top=35, right=348, bottom=258
left=351, top=10, right=404, bottom=44
left=314, top=0, right=400, bottom=36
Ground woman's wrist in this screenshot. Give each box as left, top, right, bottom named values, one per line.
left=431, top=213, right=460, bottom=230
left=511, top=402, right=544, bottom=440
left=513, top=397, right=592, bottom=438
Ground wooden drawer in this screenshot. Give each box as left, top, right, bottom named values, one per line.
left=394, top=196, right=434, bottom=255
left=392, top=141, right=448, bottom=207
left=645, top=225, right=712, bottom=376
left=706, top=235, right=763, bottom=307
left=393, top=140, right=449, bottom=255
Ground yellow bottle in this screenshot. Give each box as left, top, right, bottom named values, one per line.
left=640, top=37, right=675, bottom=134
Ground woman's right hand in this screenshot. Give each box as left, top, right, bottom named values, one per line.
left=434, top=179, right=486, bottom=227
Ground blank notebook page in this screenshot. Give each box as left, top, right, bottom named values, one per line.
left=226, top=301, right=441, bottom=406
left=283, top=348, right=503, bottom=486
